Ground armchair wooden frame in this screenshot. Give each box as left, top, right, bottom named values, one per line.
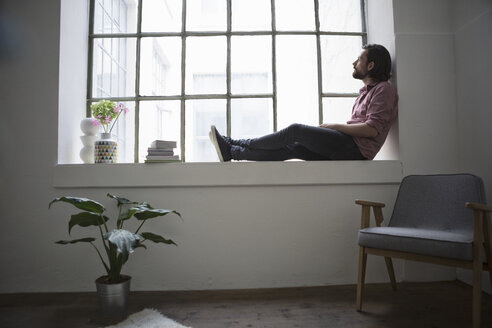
left=355, top=199, right=492, bottom=328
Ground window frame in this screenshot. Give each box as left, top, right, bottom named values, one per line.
left=86, top=0, right=367, bottom=163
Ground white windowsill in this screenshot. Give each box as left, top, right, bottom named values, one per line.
left=53, top=160, right=403, bottom=188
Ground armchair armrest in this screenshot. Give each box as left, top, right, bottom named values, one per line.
left=466, top=202, right=492, bottom=213
left=466, top=202, right=492, bottom=282
left=355, top=199, right=386, bottom=208
left=355, top=200, right=386, bottom=228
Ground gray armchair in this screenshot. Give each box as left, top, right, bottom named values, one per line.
left=356, top=174, right=492, bottom=328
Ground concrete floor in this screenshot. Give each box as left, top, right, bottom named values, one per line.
left=0, top=281, right=491, bottom=328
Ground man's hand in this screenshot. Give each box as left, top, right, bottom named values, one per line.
left=319, top=123, right=337, bottom=129
left=319, top=122, right=378, bottom=138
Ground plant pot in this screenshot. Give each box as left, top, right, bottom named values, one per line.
left=94, top=132, right=117, bottom=163
left=95, top=275, right=131, bottom=317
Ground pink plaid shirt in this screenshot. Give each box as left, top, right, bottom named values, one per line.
left=347, top=81, right=398, bottom=160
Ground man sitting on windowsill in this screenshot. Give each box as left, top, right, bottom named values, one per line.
left=209, top=44, right=398, bottom=162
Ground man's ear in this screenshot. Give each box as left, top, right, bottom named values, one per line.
left=367, top=61, right=375, bottom=71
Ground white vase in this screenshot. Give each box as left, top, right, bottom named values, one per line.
left=80, top=118, right=100, bottom=163
left=80, top=117, right=100, bottom=136
left=80, top=135, right=99, bottom=163
left=94, top=132, right=118, bottom=164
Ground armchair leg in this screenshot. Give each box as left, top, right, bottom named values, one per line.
left=384, top=257, right=397, bottom=291
left=356, top=246, right=367, bottom=311
left=482, top=217, right=492, bottom=286
left=472, top=211, right=484, bottom=328
left=473, top=256, right=482, bottom=328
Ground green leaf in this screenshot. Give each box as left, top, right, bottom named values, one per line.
left=69, top=212, right=109, bottom=235
left=118, top=208, right=139, bottom=225
left=107, top=193, right=139, bottom=206
left=55, top=238, right=96, bottom=245
left=134, top=209, right=181, bottom=221
left=49, top=196, right=105, bottom=214
left=139, top=202, right=154, bottom=209
left=141, top=232, right=177, bottom=246
left=117, top=204, right=157, bottom=227
left=133, top=242, right=147, bottom=250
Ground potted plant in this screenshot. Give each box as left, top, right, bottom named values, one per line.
left=49, top=193, right=181, bottom=316
left=90, top=100, right=129, bottom=163
left=90, top=100, right=129, bottom=134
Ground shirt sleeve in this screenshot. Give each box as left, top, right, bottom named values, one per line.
left=364, top=84, right=397, bottom=135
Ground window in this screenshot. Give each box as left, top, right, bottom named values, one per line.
left=87, top=0, right=366, bottom=163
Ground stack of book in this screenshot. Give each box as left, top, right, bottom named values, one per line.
left=145, top=140, right=181, bottom=163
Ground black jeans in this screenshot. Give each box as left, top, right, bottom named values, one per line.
left=230, top=123, right=366, bottom=161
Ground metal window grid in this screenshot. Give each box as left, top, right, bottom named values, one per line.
left=87, top=0, right=367, bottom=163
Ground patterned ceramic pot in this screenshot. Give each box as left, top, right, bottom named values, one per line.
left=95, top=132, right=117, bottom=163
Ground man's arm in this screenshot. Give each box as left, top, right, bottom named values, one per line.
left=319, top=122, right=378, bottom=138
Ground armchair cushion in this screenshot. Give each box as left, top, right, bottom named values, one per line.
left=358, top=227, right=473, bottom=260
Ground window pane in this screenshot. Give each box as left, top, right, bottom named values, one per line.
left=91, top=100, right=135, bottom=163
left=231, top=36, right=272, bottom=95
left=321, top=36, right=363, bottom=93
left=112, top=101, right=135, bottom=163
left=319, top=0, right=362, bottom=32
left=142, top=0, right=182, bottom=32
left=94, top=0, right=137, bottom=34
left=275, top=0, right=315, bottom=31
left=139, top=100, right=181, bottom=162
left=186, top=0, right=226, bottom=31
left=185, top=99, right=226, bottom=162
left=231, top=98, right=273, bottom=139
left=186, top=37, right=226, bottom=95
left=232, top=0, right=271, bottom=31
left=92, top=37, right=136, bottom=98
left=322, top=97, right=356, bottom=125
left=140, top=37, right=181, bottom=96
left=276, top=36, right=319, bottom=129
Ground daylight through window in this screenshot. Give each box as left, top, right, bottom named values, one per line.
left=87, top=0, right=366, bottom=162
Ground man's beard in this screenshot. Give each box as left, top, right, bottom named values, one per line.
left=352, top=69, right=367, bottom=80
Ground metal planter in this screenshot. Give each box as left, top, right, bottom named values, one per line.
left=95, top=275, right=131, bottom=317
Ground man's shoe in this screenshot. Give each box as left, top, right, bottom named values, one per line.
left=209, top=125, right=232, bottom=162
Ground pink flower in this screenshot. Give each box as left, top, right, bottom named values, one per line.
left=123, top=106, right=129, bottom=114
left=113, top=106, right=120, bottom=114
left=105, top=115, right=112, bottom=124
left=91, top=118, right=101, bottom=126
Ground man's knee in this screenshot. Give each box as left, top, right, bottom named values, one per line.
left=287, top=123, right=304, bottom=132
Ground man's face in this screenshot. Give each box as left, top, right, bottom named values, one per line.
left=352, top=50, right=372, bottom=80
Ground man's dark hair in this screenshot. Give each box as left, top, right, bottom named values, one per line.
left=363, top=44, right=392, bottom=82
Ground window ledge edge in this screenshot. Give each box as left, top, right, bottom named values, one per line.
left=53, top=160, right=403, bottom=188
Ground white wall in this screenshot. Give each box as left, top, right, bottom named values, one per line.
left=452, top=0, right=492, bottom=293
left=393, top=0, right=459, bottom=176
left=58, top=0, right=88, bottom=164
left=0, top=0, right=61, bottom=289
left=454, top=0, right=492, bottom=200
left=1, top=0, right=490, bottom=293
left=367, top=0, right=400, bottom=161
